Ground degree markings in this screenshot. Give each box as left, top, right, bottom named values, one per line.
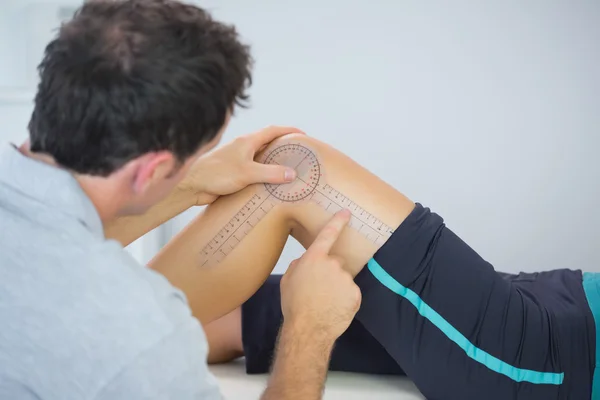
left=200, top=143, right=394, bottom=267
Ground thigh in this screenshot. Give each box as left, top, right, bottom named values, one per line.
left=355, top=204, right=565, bottom=400
left=242, top=274, right=404, bottom=376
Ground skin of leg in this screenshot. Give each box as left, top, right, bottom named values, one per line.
left=203, top=307, right=244, bottom=364
left=148, top=133, right=415, bottom=325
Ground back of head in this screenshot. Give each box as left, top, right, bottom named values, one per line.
left=29, top=0, right=252, bottom=176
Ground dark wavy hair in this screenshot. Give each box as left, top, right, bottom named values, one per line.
left=29, top=0, right=253, bottom=176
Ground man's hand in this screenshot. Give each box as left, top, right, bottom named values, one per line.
left=281, top=209, right=362, bottom=341
left=105, top=126, right=302, bottom=247
left=178, top=126, right=304, bottom=205
left=261, top=210, right=361, bottom=400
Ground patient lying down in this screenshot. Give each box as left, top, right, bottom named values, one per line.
left=150, top=134, right=596, bottom=400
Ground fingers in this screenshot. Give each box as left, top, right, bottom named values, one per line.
left=250, top=126, right=305, bottom=149
left=251, top=163, right=297, bottom=185
left=307, top=210, right=352, bottom=256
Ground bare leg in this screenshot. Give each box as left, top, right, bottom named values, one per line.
left=204, top=307, right=243, bottom=364
left=149, top=133, right=414, bottom=324
left=152, top=134, right=579, bottom=399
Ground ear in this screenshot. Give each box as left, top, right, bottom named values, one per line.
left=132, top=151, right=177, bottom=195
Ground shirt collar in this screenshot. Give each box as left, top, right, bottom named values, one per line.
left=0, top=143, right=104, bottom=237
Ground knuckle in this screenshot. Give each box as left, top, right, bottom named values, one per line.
left=300, top=255, right=314, bottom=267
left=306, top=256, right=320, bottom=268
left=234, top=135, right=247, bottom=145
left=330, top=264, right=344, bottom=276
left=233, top=136, right=251, bottom=150
left=280, top=273, right=289, bottom=285
left=333, top=255, right=345, bottom=267
left=330, top=258, right=343, bottom=270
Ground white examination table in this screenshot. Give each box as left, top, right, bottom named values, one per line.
left=210, top=359, right=425, bottom=399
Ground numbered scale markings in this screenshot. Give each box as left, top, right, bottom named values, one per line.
left=200, top=144, right=394, bottom=267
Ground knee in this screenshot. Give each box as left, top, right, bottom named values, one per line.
left=255, top=132, right=331, bottom=210
left=256, top=132, right=331, bottom=165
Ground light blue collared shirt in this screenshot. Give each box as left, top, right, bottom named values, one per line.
left=0, top=144, right=221, bottom=400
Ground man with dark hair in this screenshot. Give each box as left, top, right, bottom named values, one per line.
left=0, top=1, right=361, bottom=399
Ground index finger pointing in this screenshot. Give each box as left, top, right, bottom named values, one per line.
left=251, top=126, right=305, bottom=149
left=307, top=209, right=352, bottom=256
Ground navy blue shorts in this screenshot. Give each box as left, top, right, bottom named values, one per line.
left=241, top=203, right=597, bottom=399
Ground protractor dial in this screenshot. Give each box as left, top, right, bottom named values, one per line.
left=263, top=144, right=321, bottom=202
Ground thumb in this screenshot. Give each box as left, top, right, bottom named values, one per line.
left=251, top=163, right=297, bottom=185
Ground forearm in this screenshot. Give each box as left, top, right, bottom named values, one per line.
left=148, top=184, right=292, bottom=324
left=104, top=188, right=198, bottom=247
left=261, top=322, right=334, bottom=400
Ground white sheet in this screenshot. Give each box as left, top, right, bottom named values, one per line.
left=210, top=360, right=425, bottom=399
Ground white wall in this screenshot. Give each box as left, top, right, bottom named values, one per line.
left=169, top=0, right=600, bottom=274
left=1, top=1, right=598, bottom=274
